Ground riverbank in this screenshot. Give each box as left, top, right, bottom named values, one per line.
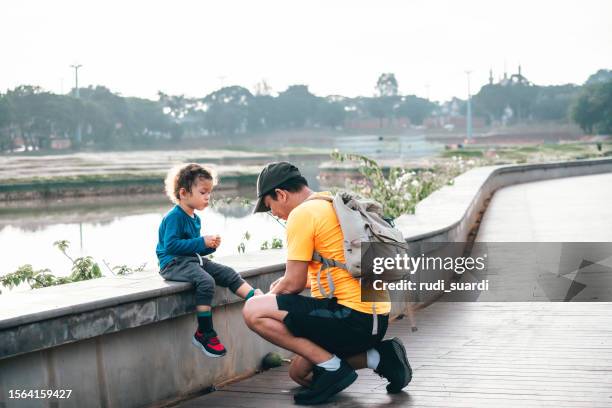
left=0, top=148, right=329, bottom=201
left=0, top=171, right=259, bottom=201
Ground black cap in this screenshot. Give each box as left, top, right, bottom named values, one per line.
left=253, top=162, right=302, bottom=213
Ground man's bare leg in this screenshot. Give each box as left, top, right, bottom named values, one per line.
left=289, top=356, right=313, bottom=387
left=289, top=353, right=368, bottom=387
left=242, top=294, right=333, bottom=365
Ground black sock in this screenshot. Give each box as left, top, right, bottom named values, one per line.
left=197, top=310, right=213, bottom=335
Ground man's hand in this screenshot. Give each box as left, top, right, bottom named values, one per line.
left=204, top=235, right=221, bottom=248
left=268, top=261, right=308, bottom=295
left=269, top=277, right=283, bottom=293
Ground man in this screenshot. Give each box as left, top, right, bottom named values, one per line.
left=242, top=162, right=411, bottom=405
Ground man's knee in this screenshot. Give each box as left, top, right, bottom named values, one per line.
left=242, top=297, right=257, bottom=328
left=242, top=294, right=281, bottom=329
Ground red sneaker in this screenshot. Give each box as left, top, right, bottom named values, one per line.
left=192, top=330, right=227, bottom=358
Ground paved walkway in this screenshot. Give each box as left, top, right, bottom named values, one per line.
left=179, top=173, right=612, bottom=407
left=476, top=172, right=612, bottom=242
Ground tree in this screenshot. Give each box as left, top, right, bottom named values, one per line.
left=472, top=84, right=508, bottom=122
left=531, top=85, right=580, bottom=121
left=585, top=69, right=612, bottom=85
left=203, top=86, right=253, bottom=135
left=0, top=94, right=14, bottom=151
left=248, top=94, right=282, bottom=132
left=571, top=81, right=612, bottom=134
left=80, top=86, right=133, bottom=147
left=375, top=73, right=398, bottom=97
left=158, top=92, right=196, bottom=141
left=253, top=79, right=273, bottom=96
left=126, top=97, right=172, bottom=144
left=396, top=95, right=436, bottom=125
left=2, top=86, right=82, bottom=150
left=275, top=85, right=319, bottom=128
left=472, top=82, right=537, bottom=123
left=314, top=96, right=346, bottom=128
left=364, top=96, right=390, bottom=127
left=368, top=74, right=401, bottom=127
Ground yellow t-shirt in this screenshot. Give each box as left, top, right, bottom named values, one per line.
left=286, top=192, right=391, bottom=315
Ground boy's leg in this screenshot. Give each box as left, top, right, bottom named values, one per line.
left=201, top=258, right=261, bottom=299
left=161, top=257, right=216, bottom=309
left=161, top=257, right=226, bottom=357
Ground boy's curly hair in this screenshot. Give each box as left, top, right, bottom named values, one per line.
left=164, top=163, right=217, bottom=204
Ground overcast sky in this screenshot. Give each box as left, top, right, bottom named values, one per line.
left=2, top=0, right=611, bottom=102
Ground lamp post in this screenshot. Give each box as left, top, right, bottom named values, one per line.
left=70, top=64, right=82, bottom=145
left=465, top=70, right=473, bottom=142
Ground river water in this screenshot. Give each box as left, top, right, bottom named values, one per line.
left=0, top=194, right=288, bottom=280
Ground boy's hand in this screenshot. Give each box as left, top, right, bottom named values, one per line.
left=204, top=235, right=220, bottom=249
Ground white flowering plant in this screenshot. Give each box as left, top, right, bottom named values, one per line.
left=331, top=151, right=481, bottom=219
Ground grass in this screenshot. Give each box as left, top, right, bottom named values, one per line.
left=1, top=173, right=164, bottom=186
left=440, top=142, right=610, bottom=165
left=440, top=149, right=484, bottom=158
left=0, top=172, right=258, bottom=192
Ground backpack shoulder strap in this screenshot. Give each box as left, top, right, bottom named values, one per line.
left=303, top=194, right=344, bottom=298
left=304, top=194, right=333, bottom=203
left=311, top=251, right=347, bottom=299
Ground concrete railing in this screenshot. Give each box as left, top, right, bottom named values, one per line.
left=1, top=157, right=612, bottom=408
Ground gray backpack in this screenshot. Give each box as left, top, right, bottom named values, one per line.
left=306, top=191, right=409, bottom=299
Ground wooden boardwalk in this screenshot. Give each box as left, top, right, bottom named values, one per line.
left=178, top=302, right=612, bottom=408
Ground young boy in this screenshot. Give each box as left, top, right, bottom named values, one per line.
left=156, top=163, right=262, bottom=358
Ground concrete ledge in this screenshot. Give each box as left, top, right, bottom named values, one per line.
left=0, top=251, right=286, bottom=331
left=0, top=251, right=286, bottom=358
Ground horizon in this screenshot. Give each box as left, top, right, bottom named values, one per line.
left=2, top=0, right=611, bottom=102
left=1, top=71, right=598, bottom=104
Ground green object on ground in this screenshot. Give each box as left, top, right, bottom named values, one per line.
left=262, top=352, right=284, bottom=369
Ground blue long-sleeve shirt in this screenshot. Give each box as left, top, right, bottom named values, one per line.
left=156, top=205, right=215, bottom=270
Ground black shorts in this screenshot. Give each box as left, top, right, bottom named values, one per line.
left=276, top=294, right=388, bottom=358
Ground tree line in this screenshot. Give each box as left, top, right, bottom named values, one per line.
left=0, top=70, right=610, bottom=152
left=472, top=69, right=612, bottom=133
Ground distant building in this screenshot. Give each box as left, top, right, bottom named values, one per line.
left=344, top=117, right=410, bottom=130
left=498, top=65, right=531, bottom=87
left=50, top=138, right=72, bottom=150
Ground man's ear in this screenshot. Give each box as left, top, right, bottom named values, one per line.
left=274, top=188, right=288, bottom=202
